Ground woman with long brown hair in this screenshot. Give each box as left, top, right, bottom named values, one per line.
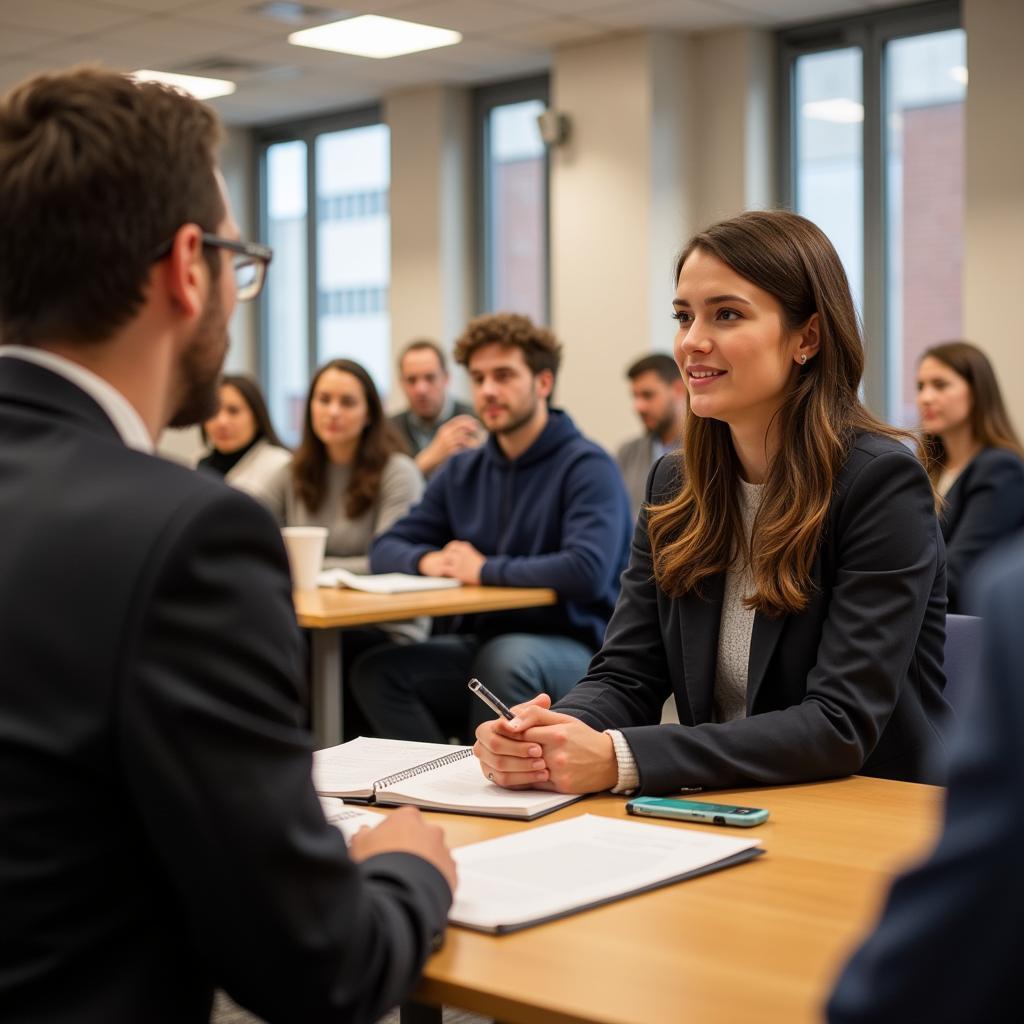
left=474, top=210, right=951, bottom=794
left=264, top=358, right=422, bottom=575
left=917, top=341, right=1024, bottom=612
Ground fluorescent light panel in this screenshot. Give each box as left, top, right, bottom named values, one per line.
left=132, top=70, right=236, bottom=100
left=289, top=15, right=462, bottom=59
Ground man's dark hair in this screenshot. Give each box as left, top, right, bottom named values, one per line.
left=399, top=338, right=447, bottom=374
left=626, top=353, right=681, bottom=384
left=0, top=67, right=224, bottom=346
left=453, top=313, right=561, bottom=378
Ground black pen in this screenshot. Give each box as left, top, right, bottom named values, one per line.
left=467, top=677, right=515, bottom=721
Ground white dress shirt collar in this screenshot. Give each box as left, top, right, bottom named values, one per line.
left=0, top=345, right=154, bottom=453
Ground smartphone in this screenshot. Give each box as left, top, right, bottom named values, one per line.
left=626, top=796, right=769, bottom=828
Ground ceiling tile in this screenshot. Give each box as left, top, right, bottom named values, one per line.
left=585, top=0, right=752, bottom=32
left=383, top=0, right=545, bottom=33
left=497, top=17, right=612, bottom=48
left=0, top=0, right=143, bottom=34
left=0, top=25, right=66, bottom=58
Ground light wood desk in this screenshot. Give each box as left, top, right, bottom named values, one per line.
left=293, top=585, right=557, bottom=747
left=404, top=775, right=943, bottom=1024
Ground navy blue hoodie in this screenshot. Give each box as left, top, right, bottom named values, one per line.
left=370, top=409, right=631, bottom=649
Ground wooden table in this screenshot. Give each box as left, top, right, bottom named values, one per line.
left=403, top=775, right=943, bottom=1024
left=293, top=585, right=557, bottom=747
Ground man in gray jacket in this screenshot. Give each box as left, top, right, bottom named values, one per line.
left=616, top=353, right=686, bottom=519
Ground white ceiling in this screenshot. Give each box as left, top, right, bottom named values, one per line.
left=0, top=0, right=906, bottom=125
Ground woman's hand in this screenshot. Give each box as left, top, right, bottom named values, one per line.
left=474, top=694, right=620, bottom=794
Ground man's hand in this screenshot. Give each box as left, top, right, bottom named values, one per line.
left=474, top=694, right=620, bottom=794
left=418, top=551, right=449, bottom=577
left=436, top=540, right=486, bottom=584
left=418, top=541, right=486, bottom=583
left=348, top=805, right=457, bottom=893
left=415, top=415, right=483, bottom=476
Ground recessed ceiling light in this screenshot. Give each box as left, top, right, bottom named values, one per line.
left=132, top=70, right=236, bottom=100
left=288, top=15, right=462, bottom=59
left=802, top=98, right=864, bottom=124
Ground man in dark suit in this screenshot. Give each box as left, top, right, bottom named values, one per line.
left=390, top=338, right=482, bottom=477
left=0, top=68, right=454, bottom=1024
left=827, top=536, right=1024, bottom=1022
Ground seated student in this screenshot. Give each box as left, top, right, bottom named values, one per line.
left=474, top=210, right=951, bottom=795
left=351, top=313, right=632, bottom=745
left=196, top=373, right=290, bottom=501
left=617, top=353, right=687, bottom=520
left=264, top=358, right=423, bottom=576
left=828, top=536, right=1024, bottom=1023
left=917, top=341, right=1024, bottom=612
left=390, top=338, right=482, bottom=477
left=263, top=358, right=427, bottom=670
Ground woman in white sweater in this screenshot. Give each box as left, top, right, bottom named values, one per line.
left=197, top=374, right=291, bottom=501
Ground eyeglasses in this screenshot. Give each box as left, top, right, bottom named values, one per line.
left=152, top=232, right=273, bottom=302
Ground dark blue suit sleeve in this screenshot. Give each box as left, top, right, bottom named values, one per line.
left=120, top=488, right=451, bottom=1023
left=828, top=542, right=1024, bottom=1023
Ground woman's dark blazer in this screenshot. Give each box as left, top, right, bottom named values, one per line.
left=940, top=446, right=1024, bottom=612
left=554, top=433, right=952, bottom=791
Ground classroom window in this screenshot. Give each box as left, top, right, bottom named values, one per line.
left=781, top=1, right=964, bottom=423
left=258, top=111, right=389, bottom=447
left=477, top=79, right=550, bottom=325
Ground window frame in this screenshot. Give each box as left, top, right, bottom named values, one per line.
left=778, top=0, right=962, bottom=417
left=473, top=75, right=551, bottom=321
left=255, top=105, right=383, bottom=392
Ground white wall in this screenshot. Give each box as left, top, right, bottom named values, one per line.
left=963, top=0, right=1024, bottom=428
left=383, top=85, right=473, bottom=412
left=550, top=29, right=775, bottom=453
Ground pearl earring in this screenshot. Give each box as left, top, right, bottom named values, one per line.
left=800, top=354, right=807, bottom=365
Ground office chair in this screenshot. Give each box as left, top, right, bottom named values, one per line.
left=942, top=613, right=983, bottom=713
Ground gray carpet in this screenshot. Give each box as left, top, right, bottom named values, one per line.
left=212, top=990, right=488, bottom=1024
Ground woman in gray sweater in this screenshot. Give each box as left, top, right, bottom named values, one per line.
left=263, top=359, right=427, bottom=681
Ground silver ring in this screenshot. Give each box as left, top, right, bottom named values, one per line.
left=487, top=772, right=495, bottom=782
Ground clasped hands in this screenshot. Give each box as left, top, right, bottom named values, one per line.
left=419, top=540, right=487, bottom=584
left=473, top=694, right=620, bottom=794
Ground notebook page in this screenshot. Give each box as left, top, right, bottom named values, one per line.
left=449, top=814, right=761, bottom=930
left=313, top=737, right=458, bottom=798
left=316, top=568, right=461, bottom=593
left=377, top=753, right=577, bottom=817
left=318, top=797, right=386, bottom=841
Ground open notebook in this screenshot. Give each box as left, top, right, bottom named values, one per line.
left=449, top=813, right=764, bottom=933
left=316, top=568, right=461, bottom=594
left=319, top=796, right=386, bottom=841
left=312, top=737, right=583, bottom=821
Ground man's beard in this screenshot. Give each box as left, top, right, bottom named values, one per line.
left=492, top=392, right=539, bottom=437
left=169, top=283, right=230, bottom=428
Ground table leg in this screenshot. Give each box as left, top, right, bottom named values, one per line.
left=399, top=1001, right=442, bottom=1024
left=309, top=628, right=342, bottom=749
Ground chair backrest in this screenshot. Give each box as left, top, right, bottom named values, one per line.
left=943, top=614, right=983, bottom=713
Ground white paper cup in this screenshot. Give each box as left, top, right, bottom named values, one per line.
left=281, top=526, right=328, bottom=590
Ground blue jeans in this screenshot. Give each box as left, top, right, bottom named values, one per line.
left=349, top=633, right=594, bottom=744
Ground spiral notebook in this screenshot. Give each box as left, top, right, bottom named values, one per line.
left=312, top=737, right=583, bottom=820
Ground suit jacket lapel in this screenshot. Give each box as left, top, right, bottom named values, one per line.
left=680, top=573, right=724, bottom=724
